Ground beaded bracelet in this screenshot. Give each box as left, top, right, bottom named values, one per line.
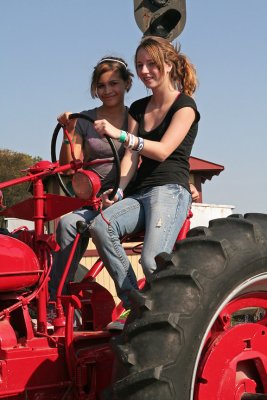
left=119, top=130, right=128, bottom=143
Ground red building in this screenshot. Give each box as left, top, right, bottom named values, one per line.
left=189, top=156, right=224, bottom=203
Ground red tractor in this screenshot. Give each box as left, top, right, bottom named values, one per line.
left=1, top=114, right=267, bottom=400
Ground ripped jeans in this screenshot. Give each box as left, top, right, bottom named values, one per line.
left=89, top=184, right=191, bottom=308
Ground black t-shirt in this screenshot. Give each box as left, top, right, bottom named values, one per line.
left=128, top=93, right=200, bottom=193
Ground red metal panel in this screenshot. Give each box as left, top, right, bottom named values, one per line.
left=0, top=235, right=41, bottom=290
left=0, top=194, right=88, bottom=222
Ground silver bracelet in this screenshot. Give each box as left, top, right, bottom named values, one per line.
left=125, top=133, right=135, bottom=149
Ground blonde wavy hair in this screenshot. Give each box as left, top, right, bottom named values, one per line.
left=135, top=36, right=198, bottom=97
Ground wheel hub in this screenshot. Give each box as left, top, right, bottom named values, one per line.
left=195, top=294, right=267, bottom=399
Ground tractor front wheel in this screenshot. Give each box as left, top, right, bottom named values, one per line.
left=111, top=213, right=267, bottom=400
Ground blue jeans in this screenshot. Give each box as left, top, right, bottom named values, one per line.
left=89, top=184, right=191, bottom=308
left=49, top=207, right=99, bottom=301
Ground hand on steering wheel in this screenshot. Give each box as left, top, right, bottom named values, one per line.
left=51, top=113, right=121, bottom=200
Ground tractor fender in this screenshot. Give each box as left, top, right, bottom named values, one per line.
left=0, top=234, right=41, bottom=291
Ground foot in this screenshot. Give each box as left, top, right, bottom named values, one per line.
left=106, top=309, right=131, bottom=331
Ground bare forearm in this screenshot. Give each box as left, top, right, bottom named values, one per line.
left=59, top=131, right=83, bottom=173
left=119, top=150, right=139, bottom=191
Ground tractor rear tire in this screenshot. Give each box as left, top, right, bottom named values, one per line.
left=110, top=213, right=267, bottom=400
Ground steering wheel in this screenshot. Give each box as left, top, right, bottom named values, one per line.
left=51, top=113, right=121, bottom=199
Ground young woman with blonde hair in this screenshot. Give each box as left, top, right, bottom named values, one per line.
left=90, top=36, right=200, bottom=328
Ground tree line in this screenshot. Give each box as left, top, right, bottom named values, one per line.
left=0, top=149, right=42, bottom=209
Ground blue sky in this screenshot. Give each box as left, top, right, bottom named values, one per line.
left=1, top=1, right=267, bottom=214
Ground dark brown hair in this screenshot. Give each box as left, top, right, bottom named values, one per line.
left=90, top=56, right=134, bottom=98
